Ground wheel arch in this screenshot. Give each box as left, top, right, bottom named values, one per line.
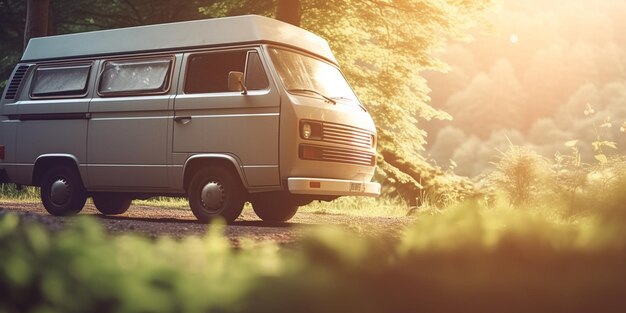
left=32, top=154, right=82, bottom=187
left=182, top=154, right=248, bottom=192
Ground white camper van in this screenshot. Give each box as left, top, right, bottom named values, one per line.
left=0, top=15, right=380, bottom=223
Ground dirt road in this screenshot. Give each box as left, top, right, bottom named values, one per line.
left=0, top=202, right=413, bottom=245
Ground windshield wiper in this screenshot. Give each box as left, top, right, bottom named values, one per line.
left=331, top=96, right=367, bottom=112
left=287, top=88, right=336, bottom=105
left=330, top=96, right=352, bottom=101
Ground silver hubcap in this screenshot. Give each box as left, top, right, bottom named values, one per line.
left=200, top=181, right=225, bottom=213
left=50, top=179, right=71, bottom=206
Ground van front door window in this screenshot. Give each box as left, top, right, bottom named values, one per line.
left=185, top=50, right=269, bottom=94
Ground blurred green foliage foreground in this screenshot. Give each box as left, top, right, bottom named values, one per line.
left=2, top=186, right=626, bottom=313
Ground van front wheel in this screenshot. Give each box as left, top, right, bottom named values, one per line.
left=40, top=165, right=87, bottom=216
left=93, top=193, right=132, bottom=215
left=188, top=167, right=245, bottom=223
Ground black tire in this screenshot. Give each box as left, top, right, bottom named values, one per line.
left=187, top=166, right=245, bottom=223
left=251, top=194, right=299, bottom=223
left=40, top=165, right=87, bottom=216
left=92, top=193, right=132, bottom=215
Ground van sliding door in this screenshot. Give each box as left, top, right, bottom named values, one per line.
left=173, top=49, right=280, bottom=187
left=87, top=56, right=177, bottom=189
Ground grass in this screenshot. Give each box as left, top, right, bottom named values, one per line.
left=300, top=196, right=410, bottom=217
left=0, top=184, right=39, bottom=203
left=132, top=197, right=190, bottom=209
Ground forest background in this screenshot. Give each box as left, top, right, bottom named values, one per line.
left=0, top=0, right=492, bottom=205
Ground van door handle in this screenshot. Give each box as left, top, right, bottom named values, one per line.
left=174, top=116, right=192, bottom=124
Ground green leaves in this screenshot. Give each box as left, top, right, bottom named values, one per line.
left=564, top=140, right=578, bottom=148
left=592, top=140, right=618, bottom=151
left=592, top=141, right=617, bottom=164
left=594, top=154, right=608, bottom=164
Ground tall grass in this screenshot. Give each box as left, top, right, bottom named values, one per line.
left=133, top=197, right=189, bottom=209
left=301, top=196, right=410, bottom=217
left=481, top=142, right=626, bottom=221
left=0, top=185, right=39, bottom=202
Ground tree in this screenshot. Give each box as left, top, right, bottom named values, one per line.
left=0, top=0, right=27, bottom=88
left=50, top=0, right=224, bottom=32
left=276, top=0, right=301, bottom=26
left=24, top=0, right=49, bottom=50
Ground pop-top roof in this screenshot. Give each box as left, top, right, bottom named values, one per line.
left=22, top=15, right=336, bottom=63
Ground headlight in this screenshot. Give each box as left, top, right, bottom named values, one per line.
left=302, top=123, right=312, bottom=139
left=300, top=121, right=322, bottom=140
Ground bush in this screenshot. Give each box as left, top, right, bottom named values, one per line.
left=2, top=196, right=626, bottom=313
left=484, top=145, right=552, bottom=206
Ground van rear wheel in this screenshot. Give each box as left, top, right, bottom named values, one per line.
left=92, top=193, right=132, bottom=215
left=40, top=165, right=87, bottom=216
left=251, top=195, right=299, bottom=223
left=187, top=166, right=245, bottom=223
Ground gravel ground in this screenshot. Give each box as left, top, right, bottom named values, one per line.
left=0, top=201, right=414, bottom=246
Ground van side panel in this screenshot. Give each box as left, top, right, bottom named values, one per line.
left=0, top=120, right=19, bottom=183
left=17, top=119, right=88, bottom=168
left=0, top=121, right=16, bottom=161
left=86, top=107, right=170, bottom=188
left=172, top=108, right=280, bottom=186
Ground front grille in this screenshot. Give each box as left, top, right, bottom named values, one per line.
left=4, top=65, right=30, bottom=100
left=322, top=122, right=373, bottom=149
left=300, top=144, right=376, bottom=166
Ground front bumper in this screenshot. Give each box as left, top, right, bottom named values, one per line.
left=288, top=177, right=381, bottom=197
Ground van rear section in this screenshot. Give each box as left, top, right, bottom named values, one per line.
left=0, top=15, right=380, bottom=223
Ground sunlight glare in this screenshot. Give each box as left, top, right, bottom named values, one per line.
left=510, top=34, right=519, bottom=44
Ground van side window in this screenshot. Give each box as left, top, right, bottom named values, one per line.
left=185, top=50, right=269, bottom=94
left=245, top=52, right=269, bottom=90
left=30, top=64, right=91, bottom=98
left=99, top=58, right=172, bottom=96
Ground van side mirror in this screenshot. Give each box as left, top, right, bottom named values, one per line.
left=228, top=71, right=247, bottom=94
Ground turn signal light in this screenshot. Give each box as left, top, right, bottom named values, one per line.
left=300, top=145, right=324, bottom=160
left=0, top=145, right=4, bottom=160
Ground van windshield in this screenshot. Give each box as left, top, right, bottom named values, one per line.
left=269, top=48, right=362, bottom=108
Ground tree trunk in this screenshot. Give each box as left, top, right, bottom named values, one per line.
left=24, top=0, right=50, bottom=50
left=276, top=0, right=301, bottom=26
